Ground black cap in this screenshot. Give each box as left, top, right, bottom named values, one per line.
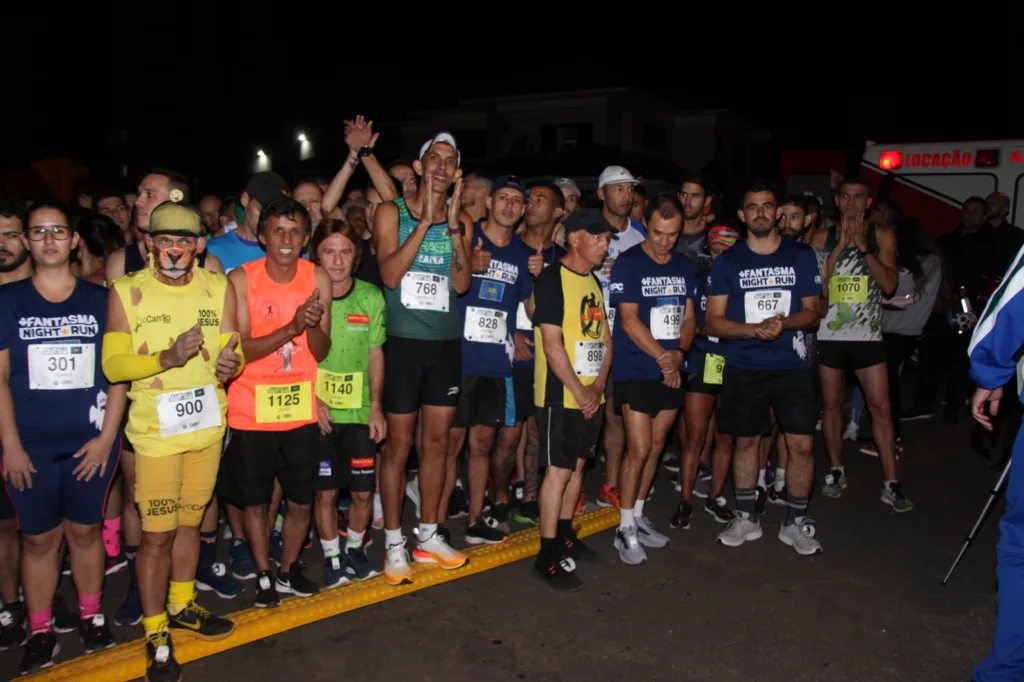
left=490, top=174, right=526, bottom=197
left=244, top=171, right=290, bottom=206
left=564, top=208, right=618, bottom=238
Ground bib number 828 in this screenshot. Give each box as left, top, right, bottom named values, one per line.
left=174, top=400, right=203, bottom=418
left=478, top=316, right=499, bottom=330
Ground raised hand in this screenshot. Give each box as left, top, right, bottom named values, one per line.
left=215, top=333, right=241, bottom=383
left=528, top=243, right=544, bottom=277
left=291, top=289, right=325, bottom=335
left=448, top=171, right=464, bottom=229
left=164, top=324, right=203, bottom=368
left=471, top=237, right=491, bottom=273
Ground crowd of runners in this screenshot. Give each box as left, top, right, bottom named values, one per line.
left=7, top=117, right=1010, bottom=681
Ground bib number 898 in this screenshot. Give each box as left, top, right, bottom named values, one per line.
left=587, top=349, right=603, bottom=362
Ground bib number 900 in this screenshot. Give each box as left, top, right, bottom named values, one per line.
left=174, top=399, right=204, bottom=418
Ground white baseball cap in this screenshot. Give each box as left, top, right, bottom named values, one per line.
left=419, top=132, right=461, bottom=166
left=598, top=165, right=642, bottom=189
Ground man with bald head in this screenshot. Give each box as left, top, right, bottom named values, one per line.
left=199, top=195, right=222, bottom=236
left=461, top=172, right=492, bottom=224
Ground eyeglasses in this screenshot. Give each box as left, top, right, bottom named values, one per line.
left=27, top=225, right=72, bottom=240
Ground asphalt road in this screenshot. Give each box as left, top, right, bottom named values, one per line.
left=0, top=409, right=1007, bottom=682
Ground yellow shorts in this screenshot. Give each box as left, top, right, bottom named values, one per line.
left=135, top=442, right=222, bottom=533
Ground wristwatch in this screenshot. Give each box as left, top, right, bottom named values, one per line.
left=357, top=145, right=373, bottom=158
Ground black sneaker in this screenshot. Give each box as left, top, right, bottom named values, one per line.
left=51, top=594, right=77, bottom=633
left=560, top=526, right=599, bottom=564
left=19, top=631, right=59, bottom=675
left=144, top=630, right=180, bottom=682
left=0, top=603, right=26, bottom=650
left=514, top=500, right=540, bottom=525
left=105, top=551, right=128, bottom=576
left=768, top=486, right=788, bottom=506
left=755, top=486, right=768, bottom=515
left=511, top=481, right=524, bottom=508
left=704, top=495, right=735, bottom=524
left=168, top=600, right=234, bottom=641
left=669, top=501, right=692, bottom=529
left=448, top=484, right=469, bottom=519
left=254, top=571, right=280, bottom=608
left=466, top=516, right=509, bottom=545
left=533, top=555, right=583, bottom=592
left=276, top=562, right=320, bottom=597
left=343, top=546, right=381, bottom=581
left=78, top=614, right=115, bottom=653
left=491, top=502, right=510, bottom=525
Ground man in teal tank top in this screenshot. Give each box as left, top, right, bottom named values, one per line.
left=372, top=132, right=476, bottom=585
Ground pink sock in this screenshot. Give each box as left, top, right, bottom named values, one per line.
left=28, top=609, right=52, bottom=634
left=102, top=517, right=121, bottom=558
left=79, top=592, right=102, bottom=619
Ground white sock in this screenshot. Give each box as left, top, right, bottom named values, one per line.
left=619, top=507, right=635, bottom=530
left=634, top=499, right=645, bottom=519
left=320, top=536, right=341, bottom=558
left=346, top=528, right=365, bottom=550
left=774, top=468, right=786, bottom=492
left=384, top=528, right=403, bottom=547
left=419, top=522, right=438, bottom=541
left=757, top=469, right=767, bottom=489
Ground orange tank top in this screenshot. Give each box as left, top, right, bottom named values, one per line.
left=227, top=258, right=318, bottom=431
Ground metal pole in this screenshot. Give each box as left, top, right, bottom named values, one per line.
left=942, top=459, right=1012, bottom=586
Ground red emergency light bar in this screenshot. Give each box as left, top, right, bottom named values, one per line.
left=879, top=151, right=902, bottom=170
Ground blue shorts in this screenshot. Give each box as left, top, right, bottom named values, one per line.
left=5, top=439, right=121, bottom=536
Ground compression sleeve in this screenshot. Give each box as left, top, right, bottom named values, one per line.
left=218, top=332, right=246, bottom=378
left=101, top=332, right=164, bottom=383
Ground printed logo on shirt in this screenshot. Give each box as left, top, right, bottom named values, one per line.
left=580, top=292, right=605, bottom=339
left=133, top=314, right=172, bottom=333
left=609, top=282, right=624, bottom=293
left=479, top=281, right=505, bottom=302
left=478, top=260, right=520, bottom=285
left=198, top=309, right=220, bottom=327
left=18, top=314, right=99, bottom=340
left=347, top=313, right=370, bottom=330
left=641, top=276, right=688, bottom=297
left=738, top=266, right=797, bottom=289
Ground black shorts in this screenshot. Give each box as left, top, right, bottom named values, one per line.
left=686, top=352, right=725, bottom=396
left=817, top=340, right=886, bottom=371
left=384, top=336, right=461, bottom=414
left=316, top=424, right=376, bottom=493
left=513, top=366, right=534, bottom=424
left=0, top=487, right=15, bottom=522
left=537, top=405, right=604, bottom=471
left=718, top=366, right=817, bottom=437
left=453, top=375, right=515, bottom=429
left=218, top=423, right=321, bottom=507
left=612, top=380, right=685, bottom=418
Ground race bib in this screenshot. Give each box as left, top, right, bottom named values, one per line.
left=515, top=301, right=531, bottom=331
left=28, top=343, right=95, bottom=390
left=400, top=272, right=448, bottom=312
left=744, top=290, right=791, bottom=324
left=703, top=353, right=725, bottom=385
left=574, top=341, right=605, bottom=377
left=156, top=384, right=222, bottom=438
left=317, top=370, right=363, bottom=410
left=830, top=275, right=868, bottom=304
left=464, top=306, right=507, bottom=344
left=255, top=382, right=313, bottom=424
left=650, top=305, right=682, bottom=340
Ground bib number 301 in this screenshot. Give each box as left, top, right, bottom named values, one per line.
left=156, top=384, right=222, bottom=438
left=255, top=382, right=313, bottom=424
left=28, top=343, right=95, bottom=390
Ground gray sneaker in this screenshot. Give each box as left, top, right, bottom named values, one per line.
left=636, top=515, right=669, bottom=549
left=613, top=525, right=647, bottom=565
left=716, top=512, right=762, bottom=547
left=692, top=470, right=712, bottom=499
left=881, top=481, right=915, bottom=512
left=822, top=468, right=847, bottom=498
left=778, top=517, right=822, bottom=555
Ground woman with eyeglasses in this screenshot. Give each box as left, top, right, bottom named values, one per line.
left=0, top=199, right=127, bottom=674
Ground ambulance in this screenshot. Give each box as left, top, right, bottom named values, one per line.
left=781, top=139, right=1024, bottom=237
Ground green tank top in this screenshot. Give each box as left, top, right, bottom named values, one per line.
left=316, top=279, right=386, bottom=425
left=818, top=225, right=882, bottom=342
left=383, top=197, right=459, bottom=340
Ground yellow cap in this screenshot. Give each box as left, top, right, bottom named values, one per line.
left=149, top=202, right=203, bottom=236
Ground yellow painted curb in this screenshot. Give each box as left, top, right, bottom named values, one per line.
left=29, top=507, right=619, bottom=681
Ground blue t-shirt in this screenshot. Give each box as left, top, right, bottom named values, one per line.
left=458, top=229, right=534, bottom=378
left=707, top=238, right=821, bottom=370
left=0, top=278, right=111, bottom=457
left=609, top=245, right=696, bottom=382
left=687, top=267, right=727, bottom=375
left=513, top=239, right=565, bottom=370
left=206, top=230, right=266, bottom=273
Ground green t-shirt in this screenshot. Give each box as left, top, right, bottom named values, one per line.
left=316, top=279, right=386, bottom=424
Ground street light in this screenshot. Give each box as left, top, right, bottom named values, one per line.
left=257, top=149, right=265, bottom=157
left=297, top=133, right=307, bottom=142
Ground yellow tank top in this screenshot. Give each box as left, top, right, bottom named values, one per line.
left=112, top=260, right=229, bottom=457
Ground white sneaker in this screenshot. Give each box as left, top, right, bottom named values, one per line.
left=842, top=421, right=859, bottom=441
left=778, top=518, right=822, bottom=555
left=613, top=525, right=647, bottom=565
left=413, top=531, right=468, bottom=570
left=636, top=515, right=670, bottom=549
left=372, top=494, right=384, bottom=530
left=405, top=477, right=421, bottom=519
left=716, top=512, right=762, bottom=547
left=384, top=537, right=413, bottom=586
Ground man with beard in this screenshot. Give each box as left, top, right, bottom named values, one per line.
left=674, top=174, right=715, bottom=271
left=438, top=175, right=534, bottom=544
left=706, top=181, right=824, bottom=556
left=373, top=133, right=474, bottom=585
left=0, top=199, right=31, bottom=285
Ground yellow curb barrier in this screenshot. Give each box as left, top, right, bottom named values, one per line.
left=29, top=507, right=619, bottom=681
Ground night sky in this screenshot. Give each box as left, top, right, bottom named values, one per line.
left=6, top=16, right=1017, bottom=196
